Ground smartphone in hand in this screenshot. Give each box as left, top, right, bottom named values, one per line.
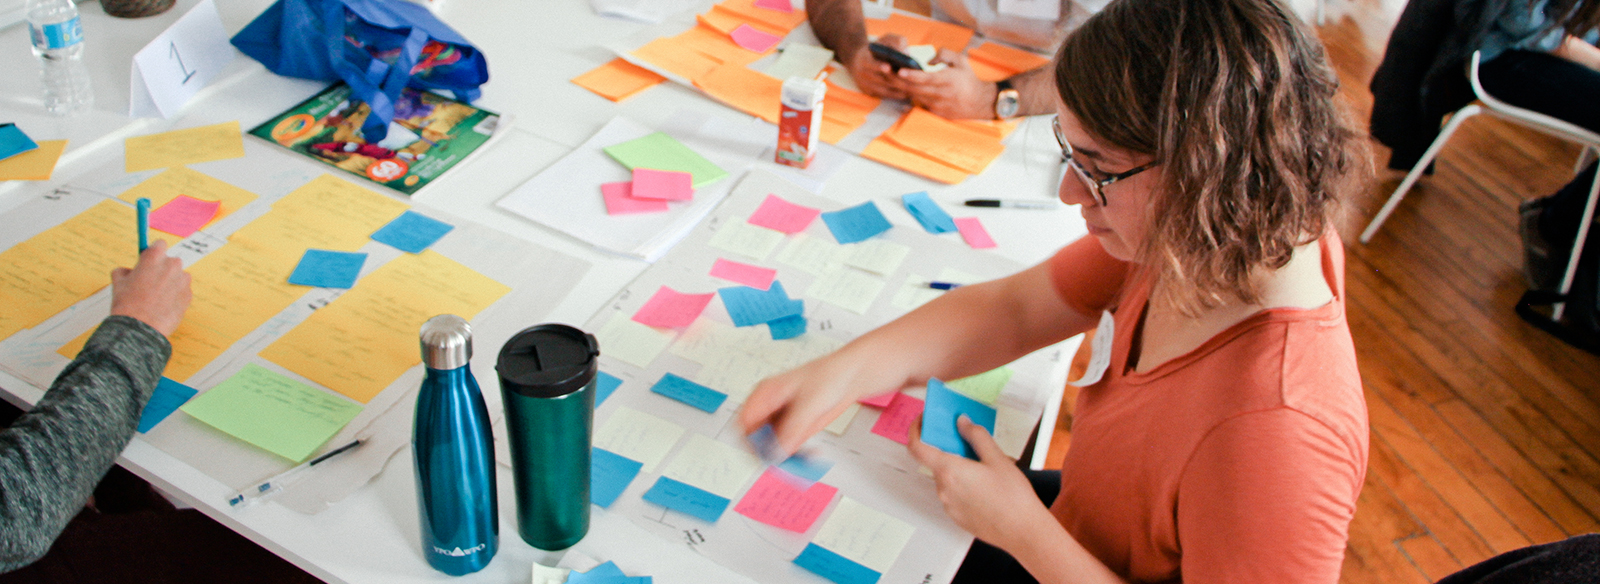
left=868, top=42, right=922, bottom=72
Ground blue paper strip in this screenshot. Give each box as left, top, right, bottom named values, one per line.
left=650, top=373, right=728, bottom=413
left=922, top=378, right=998, bottom=460
left=0, top=124, right=39, bottom=161
left=591, top=447, right=643, bottom=509
left=567, top=561, right=635, bottom=584
left=768, top=314, right=806, bottom=340
left=137, top=377, right=198, bottom=433
left=370, top=210, right=454, bottom=253
left=287, top=249, right=367, bottom=289
left=901, top=192, right=957, bottom=234
left=777, top=453, right=834, bottom=484
left=793, top=543, right=881, bottom=584
left=595, top=371, right=623, bottom=407
left=718, top=281, right=804, bottom=327
left=641, top=476, right=731, bottom=523
left=820, top=201, right=893, bottom=244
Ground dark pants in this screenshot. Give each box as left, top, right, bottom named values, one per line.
left=1479, top=49, right=1600, bottom=248
left=950, top=469, right=1062, bottom=584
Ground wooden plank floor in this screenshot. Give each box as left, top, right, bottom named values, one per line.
left=1034, top=1, right=1600, bottom=582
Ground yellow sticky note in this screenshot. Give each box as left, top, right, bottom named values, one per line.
left=124, top=121, right=246, bottom=173
left=860, top=137, right=969, bottom=184
left=232, top=174, right=408, bottom=251
left=572, top=58, right=668, bottom=102
left=595, top=313, right=676, bottom=369
left=0, top=199, right=137, bottom=342
left=595, top=407, right=686, bottom=473
left=116, top=167, right=258, bottom=246
left=695, top=63, right=783, bottom=124
left=811, top=497, right=915, bottom=572
left=946, top=366, right=1014, bottom=405
left=0, top=140, right=67, bottom=181
left=660, top=434, right=763, bottom=499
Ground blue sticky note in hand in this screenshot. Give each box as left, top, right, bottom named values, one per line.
left=901, top=192, right=958, bottom=234
left=794, top=543, right=882, bottom=584
left=138, top=377, right=198, bottom=433
left=641, top=476, right=731, bottom=522
left=370, top=210, right=454, bottom=253
left=777, top=453, right=834, bottom=485
left=595, top=371, right=623, bottom=407
left=820, top=201, right=893, bottom=244
left=591, top=447, right=643, bottom=508
left=719, top=282, right=804, bottom=327
left=0, top=124, right=39, bottom=162
left=288, top=249, right=367, bottom=289
left=768, top=314, right=806, bottom=340
left=650, top=373, right=727, bottom=413
left=922, top=378, right=998, bottom=460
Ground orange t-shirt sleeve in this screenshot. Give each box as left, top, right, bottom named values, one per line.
left=1047, top=236, right=1130, bottom=316
left=1176, top=408, right=1361, bottom=584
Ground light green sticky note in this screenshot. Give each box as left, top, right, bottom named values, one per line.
left=946, top=366, right=1013, bottom=405
left=180, top=364, right=363, bottom=462
left=603, top=132, right=728, bottom=189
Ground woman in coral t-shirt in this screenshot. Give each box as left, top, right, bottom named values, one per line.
left=739, top=0, right=1371, bottom=582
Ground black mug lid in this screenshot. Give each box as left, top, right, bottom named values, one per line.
left=495, top=324, right=599, bottom=398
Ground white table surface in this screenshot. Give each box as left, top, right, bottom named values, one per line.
left=0, top=1, right=1086, bottom=582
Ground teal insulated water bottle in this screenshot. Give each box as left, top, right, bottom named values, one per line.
left=414, top=315, right=498, bottom=575
left=495, top=324, right=597, bottom=550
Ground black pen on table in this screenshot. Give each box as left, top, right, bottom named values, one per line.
left=963, top=199, right=1055, bottom=210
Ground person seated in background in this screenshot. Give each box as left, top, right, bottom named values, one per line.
left=743, top=0, right=1371, bottom=581
left=805, top=0, right=1104, bottom=120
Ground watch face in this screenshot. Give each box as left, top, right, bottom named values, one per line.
left=996, top=90, right=1021, bottom=118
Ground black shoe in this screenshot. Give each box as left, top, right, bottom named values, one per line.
left=1521, top=196, right=1565, bottom=291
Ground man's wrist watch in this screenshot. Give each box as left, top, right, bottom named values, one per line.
left=994, top=79, right=1020, bottom=119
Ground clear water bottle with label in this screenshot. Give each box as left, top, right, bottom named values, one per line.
left=27, top=0, right=94, bottom=116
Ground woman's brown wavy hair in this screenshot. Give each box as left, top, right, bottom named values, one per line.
left=1055, top=0, right=1368, bottom=313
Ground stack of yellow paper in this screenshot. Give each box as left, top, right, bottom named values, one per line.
left=0, top=199, right=137, bottom=342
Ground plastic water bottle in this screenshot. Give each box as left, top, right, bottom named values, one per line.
left=27, top=0, right=94, bottom=116
left=414, top=315, right=498, bottom=575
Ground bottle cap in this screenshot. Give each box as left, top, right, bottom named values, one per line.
left=420, top=315, right=473, bottom=370
left=496, top=324, right=599, bottom=399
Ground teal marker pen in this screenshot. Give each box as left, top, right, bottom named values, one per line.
left=136, top=198, right=150, bottom=252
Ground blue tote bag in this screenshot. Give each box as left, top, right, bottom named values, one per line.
left=232, top=0, right=488, bottom=141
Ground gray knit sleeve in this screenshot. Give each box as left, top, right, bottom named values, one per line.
left=0, top=316, right=170, bottom=573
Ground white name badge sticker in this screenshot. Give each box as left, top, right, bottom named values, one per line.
left=129, top=0, right=235, bottom=118
left=998, top=0, right=1060, bottom=21
left=1068, top=310, right=1114, bottom=387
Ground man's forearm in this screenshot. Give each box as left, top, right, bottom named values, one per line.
left=1554, top=34, right=1600, bottom=72
left=1011, top=65, right=1058, bottom=117
left=808, top=0, right=870, bottom=63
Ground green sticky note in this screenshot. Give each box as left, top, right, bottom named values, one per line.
left=603, top=132, right=728, bottom=189
left=180, top=364, right=363, bottom=462
left=946, top=366, right=1013, bottom=405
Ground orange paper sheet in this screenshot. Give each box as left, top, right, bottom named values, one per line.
left=864, top=13, right=973, bottom=50
left=695, top=63, right=783, bottom=123
left=716, top=0, right=807, bottom=33
left=573, top=58, right=667, bottom=102
left=698, top=6, right=784, bottom=36
left=673, top=25, right=767, bottom=66
left=860, top=137, right=969, bottom=184
left=633, top=37, right=722, bottom=81
left=820, top=117, right=856, bottom=144
left=969, top=42, right=1051, bottom=74
left=882, top=108, right=1006, bottom=174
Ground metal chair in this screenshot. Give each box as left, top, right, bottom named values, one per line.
left=1360, top=51, right=1600, bottom=319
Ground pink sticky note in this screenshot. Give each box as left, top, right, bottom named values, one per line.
left=754, top=0, right=793, bottom=12
left=148, top=195, right=221, bottom=237
left=731, top=24, right=783, bottom=53
left=748, top=194, right=821, bottom=233
left=858, top=391, right=896, bottom=408
left=955, top=217, right=997, bottom=249
left=633, top=286, right=716, bottom=328
left=735, top=468, right=838, bottom=533
left=710, top=258, right=777, bottom=290
left=870, top=393, right=924, bottom=445
left=631, top=168, right=694, bottom=201
left=602, top=181, right=670, bottom=215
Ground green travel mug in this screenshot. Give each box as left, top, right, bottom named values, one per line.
left=495, top=324, right=597, bottom=550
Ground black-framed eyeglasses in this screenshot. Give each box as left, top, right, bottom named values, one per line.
left=1054, top=116, right=1156, bottom=207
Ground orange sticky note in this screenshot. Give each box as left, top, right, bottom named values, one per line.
left=573, top=58, right=667, bottom=102
left=921, top=18, right=976, bottom=52
left=968, top=42, right=1051, bottom=76
left=819, top=117, right=855, bottom=144
left=695, top=63, right=783, bottom=124
left=675, top=25, right=764, bottom=67
left=881, top=108, right=1006, bottom=174
left=634, top=37, right=722, bottom=81
left=0, top=139, right=66, bottom=181
left=717, top=0, right=807, bottom=33
left=860, top=137, right=969, bottom=184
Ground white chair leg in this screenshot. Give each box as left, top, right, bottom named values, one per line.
left=1576, top=145, right=1596, bottom=176
left=1361, top=104, right=1483, bottom=243
left=1552, top=166, right=1600, bottom=320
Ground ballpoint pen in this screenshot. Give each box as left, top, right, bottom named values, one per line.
left=963, top=199, right=1056, bottom=209
left=227, top=439, right=363, bottom=508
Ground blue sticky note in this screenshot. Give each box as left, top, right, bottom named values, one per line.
left=777, top=453, right=834, bottom=484
left=137, top=377, right=198, bottom=433
left=595, top=371, right=623, bottom=407
left=768, top=314, right=806, bottom=340
left=591, top=448, right=643, bottom=508
left=719, top=282, right=804, bottom=327
left=650, top=373, right=727, bottom=413
left=566, top=561, right=626, bottom=584
left=922, top=378, right=998, bottom=460
left=0, top=124, right=39, bottom=161
left=820, top=201, right=892, bottom=244
left=901, top=192, right=957, bottom=234
left=641, top=476, right=731, bottom=523
left=794, top=543, right=881, bottom=584
left=287, top=249, right=367, bottom=289
left=370, top=210, right=454, bottom=253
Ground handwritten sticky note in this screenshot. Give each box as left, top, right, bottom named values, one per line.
left=901, top=192, right=957, bottom=234
left=631, top=168, right=694, bottom=201
left=821, top=202, right=892, bottom=244
left=651, top=373, right=728, bottom=413
left=719, top=282, right=803, bottom=327
left=840, top=240, right=910, bottom=276
left=596, top=315, right=674, bottom=368
left=137, top=377, right=198, bottom=433
left=810, top=497, right=916, bottom=573
left=662, top=433, right=763, bottom=498
left=748, top=194, right=821, bottom=233
left=870, top=392, right=923, bottom=445
left=922, top=378, right=997, bottom=460
left=287, top=249, right=367, bottom=289
left=180, top=364, right=362, bottom=462
left=710, top=258, right=777, bottom=290
left=754, top=0, right=793, bottom=12
left=595, top=407, right=685, bottom=473
left=124, top=120, right=246, bottom=172
left=591, top=447, right=644, bottom=508
left=806, top=268, right=885, bottom=314
left=860, top=136, right=969, bottom=185
left=0, top=124, right=38, bottom=160
left=633, top=286, right=715, bottom=329
left=371, top=210, right=454, bottom=253
left=954, top=216, right=996, bottom=248
left=736, top=468, right=838, bottom=532
left=858, top=391, right=896, bottom=408
left=794, top=543, right=880, bottom=584
left=147, top=195, right=220, bottom=237
left=604, top=132, right=728, bottom=189
left=572, top=58, right=667, bottom=102
left=709, top=219, right=786, bottom=260
left=0, top=139, right=67, bottom=181
left=602, top=181, right=671, bottom=215
left=595, top=370, right=623, bottom=407
left=946, top=366, right=1012, bottom=405
left=768, top=314, right=806, bottom=340
left=731, top=24, right=782, bottom=53
left=642, top=476, right=732, bottom=523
